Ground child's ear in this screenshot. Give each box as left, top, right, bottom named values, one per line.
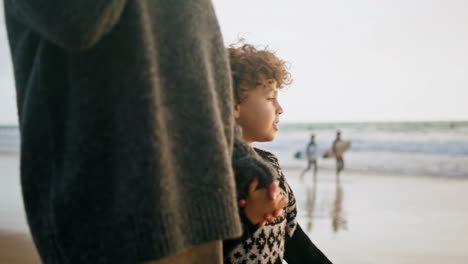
left=234, top=104, right=241, bottom=119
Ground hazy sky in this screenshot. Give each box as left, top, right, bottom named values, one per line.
left=1, top=0, right=468, bottom=125
left=0, top=1, right=16, bottom=125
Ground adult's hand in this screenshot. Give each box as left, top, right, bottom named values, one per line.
left=239, top=178, right=289, bottom=227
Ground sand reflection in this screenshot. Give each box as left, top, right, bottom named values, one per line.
left=305, top=176, right=317, bottom=232
left=303, top=174, right=347, bottom=233
left=331, top=177, right=347, bottom=232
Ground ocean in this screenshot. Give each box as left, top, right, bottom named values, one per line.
left=0, top=125, right=19, bottom=153
left=256, top=121, right=468, bottom=177
left=1, top=121, right=467, bottom=177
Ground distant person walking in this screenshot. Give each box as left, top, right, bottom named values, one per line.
left=300, top=134, right=318, bottom=181
left=332, top=131, right=345, bottom=176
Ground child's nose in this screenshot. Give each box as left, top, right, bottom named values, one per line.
left=277, top=103, right=283, bottom=115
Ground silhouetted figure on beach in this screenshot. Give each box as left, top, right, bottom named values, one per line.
left=333, top=131, right=345, bottom=176
left=300, top=134, right=318, bottom=181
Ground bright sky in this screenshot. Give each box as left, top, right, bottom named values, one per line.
left=0, top=1, right=16, bottom=125
left=1, top=0, right=468, bottom=125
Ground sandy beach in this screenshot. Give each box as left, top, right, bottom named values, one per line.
left=1, top=153, right=468, bottom=264
left=289, top=168, right=468, bottom=264
left=0, top=231, right=40, bottom=264
left=0, top=153, right=41, bottom=264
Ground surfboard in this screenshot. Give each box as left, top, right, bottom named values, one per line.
left=322, top=140, right=351, bottom=159
left=294, top=151, right=302, bottom=159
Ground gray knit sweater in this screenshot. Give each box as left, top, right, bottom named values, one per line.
left=3, top=1, right=259, bottom=263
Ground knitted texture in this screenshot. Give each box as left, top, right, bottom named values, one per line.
left=232, top=138, right=278, bottom=200
left=4, top=0, right=242, bottom=263
left=226, top=148, right=298, bottom=264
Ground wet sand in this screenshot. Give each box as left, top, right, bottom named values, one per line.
left=2, top=152, right=468, bottom=263
left=0, top=231, right=40, bottom=264
left=289, top=168, right=468, bottom=264
left=0, top=153, right=41, bottom=263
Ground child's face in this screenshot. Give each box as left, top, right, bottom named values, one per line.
left=234, top=76, right=283, bottom=145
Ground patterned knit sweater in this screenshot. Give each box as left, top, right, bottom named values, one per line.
left=225, top=148, right=333, bottom=264
left=225, top=148, right=298, bottom=264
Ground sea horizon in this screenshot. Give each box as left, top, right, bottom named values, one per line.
left=2, top=120, right=467, bottom=177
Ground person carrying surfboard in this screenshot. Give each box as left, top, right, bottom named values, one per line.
left=333, top=131, right=345, bottom=176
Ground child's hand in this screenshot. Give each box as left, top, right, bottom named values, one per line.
left=240, top=177, right=289, bottom=227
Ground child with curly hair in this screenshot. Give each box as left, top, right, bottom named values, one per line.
left=223, top=42, right=333, bottom=264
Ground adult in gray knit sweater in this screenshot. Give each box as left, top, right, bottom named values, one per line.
left=3, top=1, right=283, bottom=264
left=224, top=43, right=333, bottom=264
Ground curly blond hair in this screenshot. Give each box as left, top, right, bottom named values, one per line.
left=228, top=42, right=292, bottom=103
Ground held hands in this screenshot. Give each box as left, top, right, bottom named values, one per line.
left=239, top=178, right=289, bottom=227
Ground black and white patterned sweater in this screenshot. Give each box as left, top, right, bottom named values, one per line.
left=225, top=148, right=333, bottom=264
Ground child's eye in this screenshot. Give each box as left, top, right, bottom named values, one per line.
left=267, top=97, right=277, bottom=101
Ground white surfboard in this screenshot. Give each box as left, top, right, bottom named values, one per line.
left=322, top=141, right=351, bottom=159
